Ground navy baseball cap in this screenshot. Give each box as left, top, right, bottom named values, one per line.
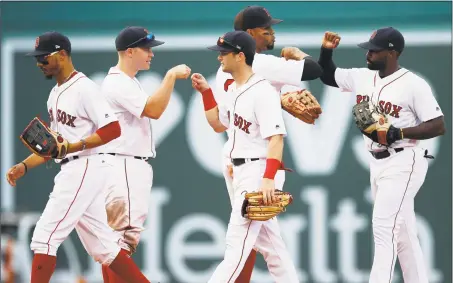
left=208, top=31, right=256, bottom=57
left=115, top=26, right=164, bottom=51
left=26, top=31, right=71, bottom=56
left=358, top=27, right=405, bottom=53
left=234, top=6, right=283, bottom=31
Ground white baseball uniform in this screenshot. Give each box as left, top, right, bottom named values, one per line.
left=334, top=67, right=443, bottom=283
left=95, top=66, right=154, bottom=253
left=215, top=53, right=305, bottom=205
left=208, top=74, right=299, bottom=283
left=31, top=72, right=122, bottom=265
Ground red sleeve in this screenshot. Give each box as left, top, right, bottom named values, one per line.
left=96, top=121, right=121, bottom=143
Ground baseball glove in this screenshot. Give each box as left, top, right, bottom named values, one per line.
left=281, top=89, right=322, bottom=124
left=352, top=101, right=402, bottom=146
left=19, top=117, right=69, bottom=159
left=241, top=191, right=293, bottom=221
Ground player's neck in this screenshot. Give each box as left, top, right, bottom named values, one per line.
left=117, top=59, right=138, bottom=78
left=379, top=63, right=400, bottom=78
left=231, top=66, right=254, bottom=87
left=56, top=63, right=76, bottom=86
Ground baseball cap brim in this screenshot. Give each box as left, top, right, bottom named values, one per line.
left=358, top=41, right=385, bottom=51
left=25, top=50, right=51, bottom=57
left=207, top=45, right=236, bottom=52
left=141, top=39, right=165, bottom=48
left=269, top=18, right=283, bottom=26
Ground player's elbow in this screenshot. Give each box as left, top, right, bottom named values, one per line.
left=432, top=116, right=446, bottom=137
left=142, top=108, right=163, bottom=120
left=213, top=126, right=225, bottom=133
left=437, top=123, right=446, bottom=136
left=301, top=58, right=323, bottom=81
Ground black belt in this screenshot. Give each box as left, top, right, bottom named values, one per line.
left=231, top=158, right=260, bottom=166
left=60, top=156, right=79, bottom=165
left=370, top=148, right=404, bottom=160
left=103, top=153, right=149, bottom=161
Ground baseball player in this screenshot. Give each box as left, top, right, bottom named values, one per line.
left=96, top=26, right=191, bottom=283
left=192, top=30, right=299, bottom=283
left=212, top=6, right=323, bottom=281
left=318, top=27, right=445, bottom=283
left=5, top=32, right=150, bottom=283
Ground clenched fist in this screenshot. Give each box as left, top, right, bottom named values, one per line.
left=169, top=64, right=191, bottom=79
left=191, top=73, right=210, bottom=93
left=6, top=163, right=26, bottom=187
left=322, top=31, right=341, bottom=49
left=280, top=47, right=309, bottom=61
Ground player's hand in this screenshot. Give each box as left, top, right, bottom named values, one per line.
left=6, top=163, right=26, bottom=187
left=168, top=64, right=191, bottom=79
left=322, top=31, right=341, bottom=49
left=191, top=73, right=210, bottom=92
left=259, top=178, right=276, bottom=205
left=280, top=47, right=309, bottom=61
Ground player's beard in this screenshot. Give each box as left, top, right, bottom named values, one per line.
left=367, top=59, right=387, bottom=71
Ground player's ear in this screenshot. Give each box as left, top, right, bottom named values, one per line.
left=246, top=29, right=255, bottom=37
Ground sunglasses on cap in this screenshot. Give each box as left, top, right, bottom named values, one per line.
left=125, top=33, right=155, bottom=49
left=217, top=37, right=242, bottom=53
left=35, top=50, right=60, bottom=65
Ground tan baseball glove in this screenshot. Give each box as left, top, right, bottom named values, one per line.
left=281, top=89, right=322, bottom=124
left=19, top=117, right=69, bottom=159
left=241, top=191, right=293, bottom=221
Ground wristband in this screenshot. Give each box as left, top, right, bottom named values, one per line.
left=21, top=162, right=28, bottom=174
left=400, top=128, right=404, bottom=140
left=263, top=158, right=281, bottom=180
left=201, top=88, right=218, bottom=111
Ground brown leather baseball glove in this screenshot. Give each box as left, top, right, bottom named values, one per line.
left=241, top=191, right=293, bottom=221
left=281, top=89, right=322, bottom=124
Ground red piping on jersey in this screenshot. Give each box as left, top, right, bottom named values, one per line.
left=96, top=121, right=121, bottom=143
left=388, top=149, right=416, bottom=281
left=123, top=159, right=132, bottom=250
left=54, top=74, right=86, bottom=132
left=370, top=71, right=408, bottom=150
left=376, top=71, right=409, bottom=102
left=229, top=79, right=266, bottom=159
left=227, top=221, right=252, bottom=283
left=46, top=159, right=89, bottom=255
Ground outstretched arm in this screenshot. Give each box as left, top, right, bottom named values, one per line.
left=191, top=73, right=228, bottom=133
left=318, top=31, right=341, bottom=87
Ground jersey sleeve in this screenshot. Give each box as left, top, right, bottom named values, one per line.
left=334, top=67, right=363, bottom=92
left=255, top=84, right=287, bottom=139
left=252, top=54, right=304, bottom=87
left=80, top=81, right=118, bottom=129
left=411, top=77, right=444, bottom=122
left=103, top=76, right=148, bottom=118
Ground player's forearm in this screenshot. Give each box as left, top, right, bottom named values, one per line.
left=205, top=107, right=227, bottom=133
left=401, top=116, right=446, bottom=140
left=266, top=135, right=284, bottom=161
left=68, top=121, right=121, bottom=153
left=22, top=154, right=49, bottom=170
left=318, top=47, right=339, bottom=87
left=142, top=71, right=177, bottom=119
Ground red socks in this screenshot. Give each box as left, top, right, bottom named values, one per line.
left=30, top=254, right=57, bottom=283
left=108, top=249, right=150, bottom=283
left=235, top=249, right=257, bottom=283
